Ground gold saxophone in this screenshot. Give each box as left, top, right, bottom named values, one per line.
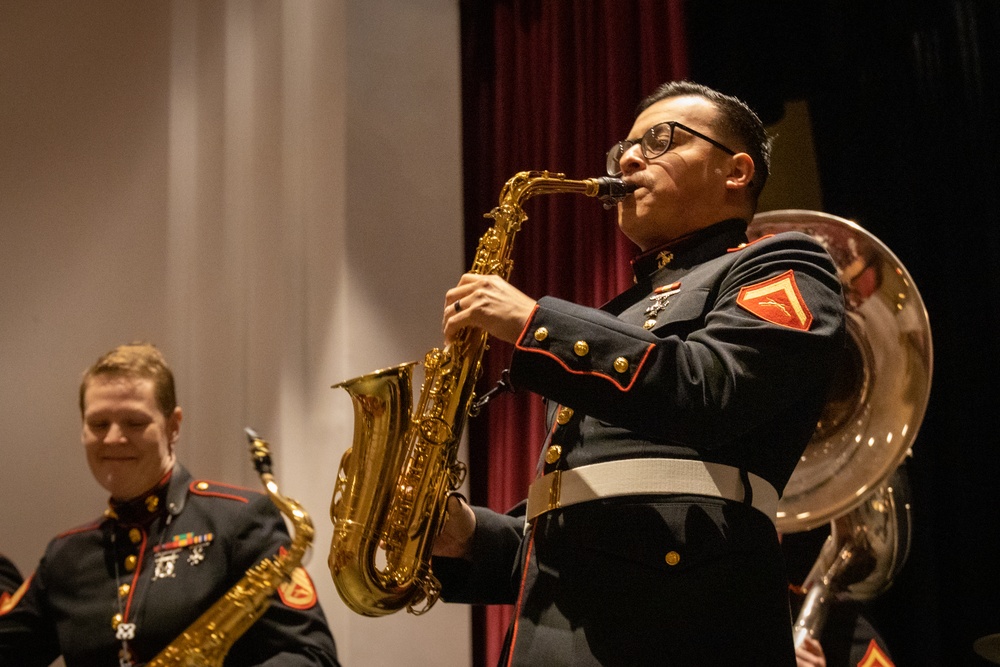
left=148, top=429, right=315, bottom=666
left=328, top=171, right=634, bottom=616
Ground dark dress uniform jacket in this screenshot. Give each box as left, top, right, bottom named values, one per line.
left=0, top=463, right=339, bottom=666
left=434, top=219, right=846, bottom=666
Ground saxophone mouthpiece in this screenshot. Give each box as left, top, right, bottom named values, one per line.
left=245, top=427, right=274, bottom=476
left=592, top=177, right=638, bottom=209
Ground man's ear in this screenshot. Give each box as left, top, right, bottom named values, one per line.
left=168, top=406, right=183, bottom=446
left=725, top=153, right=756, bottom=191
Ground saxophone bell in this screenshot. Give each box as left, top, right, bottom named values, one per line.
left=328, top=170, right=621, bottom=617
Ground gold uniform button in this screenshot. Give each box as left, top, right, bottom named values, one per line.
left=613, top=357, right=629, bottom=373
left=118, top=583, right=131, bottom=598
left=112, top=613, right=123, bottom=629
left=556, top=407, right=574, bottom=424
left=124, top=555, right=138, bottom=572
left=665, top=550, right=681, bottom=566
left=573, top=340, right=589, bottom=357
left=534, top=327, right=549, bottom=342
left=196, top=481, right=210, bottom=491
left=544, top=445, right=563, bottom=464
left=129, top=528, right=142, bottom=544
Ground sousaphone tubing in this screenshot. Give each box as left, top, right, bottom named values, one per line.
left=748, top=210, right=932, bottom=535
left=749, top=211, right=932, bottom=645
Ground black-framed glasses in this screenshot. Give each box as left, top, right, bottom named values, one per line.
left=605, top=121, right=736, bottom=177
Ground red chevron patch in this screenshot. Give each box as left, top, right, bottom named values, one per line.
left=857, top=638, right=895, bottom=667
left=736, top=270, right=813, bottom=331
left=278, top=566, right=318, bottom=610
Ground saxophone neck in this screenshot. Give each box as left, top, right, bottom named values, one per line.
left=246, top=429, right=315, bottom=565
left=498, top=171, right=636, bottom=208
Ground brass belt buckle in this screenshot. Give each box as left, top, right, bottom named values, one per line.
left=546, top=470, right=562, bottom=512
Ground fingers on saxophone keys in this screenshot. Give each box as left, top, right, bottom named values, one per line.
left=443, top=298, right=461, bottom=342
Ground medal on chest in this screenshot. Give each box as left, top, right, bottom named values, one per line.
left=153, top=531, right=215, bottom=572
left=642, top=281, right=681, bottom=329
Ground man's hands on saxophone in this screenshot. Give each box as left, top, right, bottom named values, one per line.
left=432, top=495, right=478, bottom=559
left=443, top=273, right=537, bottom=345
left=435, top=272, right=534, bottom=560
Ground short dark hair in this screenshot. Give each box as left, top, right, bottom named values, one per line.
left=637, top=81, right=772, bottom=200
left=79, top=342, right=177, bottom=417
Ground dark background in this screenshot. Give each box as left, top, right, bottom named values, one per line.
left=687, top=1, right=999, bottom=663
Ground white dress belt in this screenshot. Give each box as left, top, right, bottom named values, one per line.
left=525, top=458, right=779, bottom=526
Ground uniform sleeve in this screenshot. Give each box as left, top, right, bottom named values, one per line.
left=434, top=504, right=526, bottom=605
left=0, top=567, right=62, bottom=667
left=510, top=234, right=846, bottom=450
left=0, top=555, right=23, bottom=594
left=226, top=495, right=340, bottom=667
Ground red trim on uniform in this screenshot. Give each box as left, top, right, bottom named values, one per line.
left=736, top=269, right=814, bottom=331
left=123, top=530, right=148, bottom=621
left=506, top=524, right=536, bottom=667
left=0, top=574, right=33, bottom=616
left=726, top=233, right=773, bottom=252
left=55, top=521, right=102, bottom=539
left=515, top=303, right=542, bottom=345
left=189, top=480, right=263, bottom=503
left=514, top=341, right=656, bottom=392
left=546, top=417, right=559, bottom=440
left=857, top=638, right=895, bottom=667
left=156, top=467, right=174, bottom=488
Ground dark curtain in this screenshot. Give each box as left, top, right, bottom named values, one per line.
left=459, top=2, right=688, bottom=665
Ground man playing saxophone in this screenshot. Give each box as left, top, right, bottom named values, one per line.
left=433, top=81, right=846, bottom=665
left=0, top=343, right=340, bottom=666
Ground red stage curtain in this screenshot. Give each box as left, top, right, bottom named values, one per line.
left=459, top=2, right=689, bottom=664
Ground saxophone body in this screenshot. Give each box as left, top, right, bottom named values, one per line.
left=148, top=430, right=315, bottom=666
left=329, top=171, right=634, bottom=617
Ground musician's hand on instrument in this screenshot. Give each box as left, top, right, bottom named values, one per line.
left=432, top=494, right=476, bottom=559
left=443, top=273, right=536, bottom=344
left=795, top=637, right=826, bottom=667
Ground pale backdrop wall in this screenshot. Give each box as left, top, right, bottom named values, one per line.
left=0, top=1, right=471, bottom=665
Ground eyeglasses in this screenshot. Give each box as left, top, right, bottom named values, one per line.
left=605, top=121, right=736, bottom=177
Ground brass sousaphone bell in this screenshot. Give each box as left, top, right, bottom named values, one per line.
left=747, top=210, right=933, bottom=646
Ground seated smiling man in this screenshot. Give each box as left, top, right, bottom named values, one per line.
left=0, top=342, right=340, bottom=666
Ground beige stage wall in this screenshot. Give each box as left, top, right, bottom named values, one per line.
left=0, top=1, right=470, bottom=665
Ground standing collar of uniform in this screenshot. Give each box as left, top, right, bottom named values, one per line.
left=630, top=218, right=749, bottom=281
left=164, top=462, right=192, bottom=518
left=103, top=463, right=191, bottom=525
